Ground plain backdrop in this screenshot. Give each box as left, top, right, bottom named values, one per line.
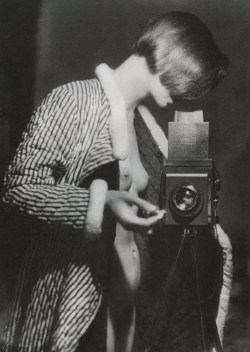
left=0, top=0, right=250, bottom=346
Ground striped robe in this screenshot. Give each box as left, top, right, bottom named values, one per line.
left=2, top=75, right=119, bottom=352
left=1, top=64, right=232, bottom=352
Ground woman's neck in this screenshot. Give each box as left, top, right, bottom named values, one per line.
left=113, top=55, right=150, bottom=113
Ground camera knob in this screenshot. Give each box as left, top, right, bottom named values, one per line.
left=213, top=195, right=219, bottom=203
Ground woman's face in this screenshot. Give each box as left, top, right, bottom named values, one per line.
left=149, top=73, right=173, bottom=108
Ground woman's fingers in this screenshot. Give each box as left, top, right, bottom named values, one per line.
left=125, top=192, right=159, bottom=213
left=106, top=190, right=166, bottom=234
left=124, top=209, right=166, bottom=233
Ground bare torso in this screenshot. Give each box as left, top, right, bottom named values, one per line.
left=107, top=112, right=149, bottom=352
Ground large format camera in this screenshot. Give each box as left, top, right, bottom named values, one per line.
left=161, top=111, right=220, bottom=228
left=158, top=111, right=223, bottom=352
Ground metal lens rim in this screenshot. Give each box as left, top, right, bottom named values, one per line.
left=169, top=183, right=203, bottom=218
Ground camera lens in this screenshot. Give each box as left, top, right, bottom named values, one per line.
left=169, top=183, right=203, bottom=218
left=174, top=186, right=197, bottom=212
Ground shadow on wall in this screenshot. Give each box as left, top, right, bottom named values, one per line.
left=0, top=0, right=42, bottom=179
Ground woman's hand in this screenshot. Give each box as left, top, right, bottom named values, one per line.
left=105, top=190, right=165, bottom=235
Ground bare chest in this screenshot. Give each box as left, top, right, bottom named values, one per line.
left=119, top=126, right=148, bottom=194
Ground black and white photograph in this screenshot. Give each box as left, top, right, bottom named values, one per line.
left=0, top=1, right=249, bottom=351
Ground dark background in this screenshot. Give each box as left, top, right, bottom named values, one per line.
left=0, top=0, right=250, bottom=349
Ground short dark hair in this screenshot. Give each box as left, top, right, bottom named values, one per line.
left=133, top=11, right=230, bottom=100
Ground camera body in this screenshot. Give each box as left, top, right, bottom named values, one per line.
left=162, top=158, right=220, bottom=227
left=161, top=111, right=220, bottom=228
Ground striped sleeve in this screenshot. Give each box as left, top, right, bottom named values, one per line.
left=2, top=86, right=90, bottom=229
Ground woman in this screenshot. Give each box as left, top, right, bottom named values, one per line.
left=1, top=11, right=230, bottom=352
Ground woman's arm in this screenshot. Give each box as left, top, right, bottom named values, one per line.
left=2, top=85, right=164, bottom=235
left=2, top=86, right=90, bottom=230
